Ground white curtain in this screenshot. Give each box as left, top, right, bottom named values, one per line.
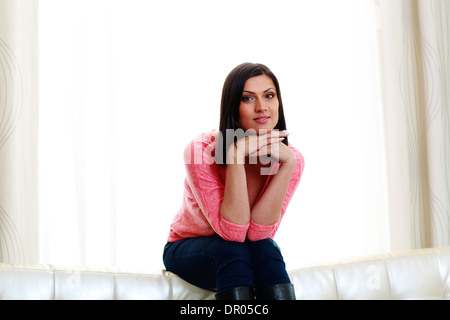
left=376, top=0, right=450, bottom=250
left=0, top=0, right=39, bottom=263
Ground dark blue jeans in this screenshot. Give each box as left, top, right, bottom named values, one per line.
left=163, top=236, right=291, bottom=292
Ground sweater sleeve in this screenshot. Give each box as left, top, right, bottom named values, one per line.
left=183, top=138, right=249, bottom=242
left=246, top=145, right=305, bottom=241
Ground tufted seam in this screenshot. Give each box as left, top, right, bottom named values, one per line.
left=113, top=274, right=117, bottom=300
left=331, top=267, right=339, bottom=300
left=169, top=272, right=174, bottom=300
left=433, top=254, right=444, bottom=299
left=384, top=257, right=397, bottom=299
left=383, top=259, right=391, bottom=299
left=164, top=270, right=174, bottom=300
left=52, top=269, right=56, bottom=300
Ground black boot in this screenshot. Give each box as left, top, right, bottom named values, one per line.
left=215, top=286, right=255, bottom=300
left=255, top=283, right=296, bottom=300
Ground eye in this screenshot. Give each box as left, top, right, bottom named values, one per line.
left=241, top=96, right=254, bottom=102
left=265, top=93, right=275, bottom=99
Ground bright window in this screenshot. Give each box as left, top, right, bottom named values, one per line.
left=39, top=0, right=387, bottom=270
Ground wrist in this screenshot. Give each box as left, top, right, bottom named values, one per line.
left=279, top=147, right=297, bottom=166
left=279, top=156, right=297, bottom=169
left=227, top=144, right=245, bottom=165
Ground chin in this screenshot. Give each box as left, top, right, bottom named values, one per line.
left=241, top=123, right=276, bottom=135
left=255, top=126, right=276, bottom=135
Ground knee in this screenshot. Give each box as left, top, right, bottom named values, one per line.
left=248, top=238, right=283, bottom=257
left=214, top=239, right=251, bottom=264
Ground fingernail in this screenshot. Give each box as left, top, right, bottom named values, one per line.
left=279, top=137, right=285, bottom=141
left=282, top=130, right=289, bottom=135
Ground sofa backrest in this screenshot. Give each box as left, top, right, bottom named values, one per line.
left=0, top=246, right=449, bottom=300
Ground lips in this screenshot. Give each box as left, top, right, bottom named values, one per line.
left=254, top=116, right=270, bottom=123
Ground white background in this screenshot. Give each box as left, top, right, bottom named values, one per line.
left=39, top=0, right=388, bottom=271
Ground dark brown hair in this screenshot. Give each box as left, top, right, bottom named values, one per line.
left=216, top=62, right=288, bottom=165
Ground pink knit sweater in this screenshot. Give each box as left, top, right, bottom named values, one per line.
left=167, top=130, right=305, bottom=243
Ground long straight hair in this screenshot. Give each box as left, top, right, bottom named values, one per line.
left=216, top=62, right=288, bottom=166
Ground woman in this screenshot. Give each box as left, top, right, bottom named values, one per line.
left=163, top=62, right=305, bottom=300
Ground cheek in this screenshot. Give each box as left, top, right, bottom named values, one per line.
left=238, top=105, right=252, bottom=122
left=270, top=102, right=279, bottom=120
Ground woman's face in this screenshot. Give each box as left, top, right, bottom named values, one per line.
left=238, top=74, right=279, bottom=134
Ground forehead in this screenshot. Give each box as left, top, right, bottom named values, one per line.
left=243, top=74, right=275, bottom=91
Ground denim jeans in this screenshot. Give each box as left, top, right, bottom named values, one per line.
left=163, top=236, right=291, bottom=292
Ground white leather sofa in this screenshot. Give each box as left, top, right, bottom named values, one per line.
left=1, top=246, right=449, bottom=300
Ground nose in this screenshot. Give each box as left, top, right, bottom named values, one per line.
left=254, top=97, right=267, bottom=112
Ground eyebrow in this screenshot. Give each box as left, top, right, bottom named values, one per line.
left=243, top=88, right=275, bottom=94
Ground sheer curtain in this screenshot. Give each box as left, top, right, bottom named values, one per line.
left=38, top=0, right=390, bottom=270
left=0, top=0, right=39, bottom=263
left=376, top=0, right=450, bottom=250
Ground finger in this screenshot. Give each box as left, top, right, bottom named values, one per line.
left=238, top=135, right=268, bottom=156
left=263, top=131, right=289, bottom=145
left=263, top=135, right=285, bottom=147
left=250, top=141, right=278, bottom=157
left=241, top=130, right=288, bottom=155
left=249, top=146, right=269, bottom=158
